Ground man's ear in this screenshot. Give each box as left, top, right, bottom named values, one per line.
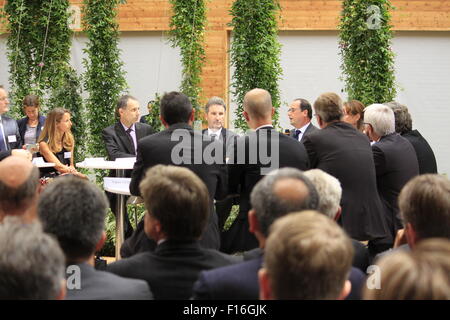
left=334, top=206, right=342, bottom=222
left=56, top=279, right=67, bottom=300
left=189, top=109, right=195, bottom=123
left=405, top=222, right=417, bottom=249
left=95, top=231, right=107, bottom=252
left=317, top=115, right=324, bottom=128
left=160, top=116, right=169, bottom=128
left=271, top=107, right=275, bottom=117
left=337, top=280, right=351, bottom=300
left=243, top=110, right=250, bottom=122
left=258, top=268, right=273, bottom=300
left=248, top=210, right=259, bottom=234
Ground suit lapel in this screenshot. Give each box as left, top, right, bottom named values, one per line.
left=115, top=122, right=135, bottom=155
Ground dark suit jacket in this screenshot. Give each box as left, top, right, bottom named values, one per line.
left=192, top=251, right=365, bottom=300
left=65, top=262, right=153, bottom=300
left=0, top=115, right=22, bottom=150
left=289, top=122, right=319, bottom=142
left=107, top=240, right=241, bottom=300
left=303, top=121, right=388, bottom=241
left=128, top=122, right=227, bottom=251
left=0, top=150, right=11, bottom=161
left=402, top=129, right=437, bottom=174
left=17, top=115, right=46, bottom=144
left=224, top=126, right=310, bottom=252
left=372, top=133, right=419, bottom=235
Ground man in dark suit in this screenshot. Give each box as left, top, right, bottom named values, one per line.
left=192, top=168, right=366, bottom=300
left=364, top=104, right=419, bottom=248
left=0, top=86, right=22, bottom=152
left=386, top=101, right=437, bottom=174
left=38, top=176, right=153, bottom=300
left=202, top=96, right=238, bottom=231
left=222, top=88, right=310, bottom=253
left=302, top=93, right=388, bottom=254
left=287, top=98, right=319, bottom=142
left=123, top=91, right=227, bottom=256
left=108, top=165, right=240, bottom=299
left=102, top=95, right=154, bottom=238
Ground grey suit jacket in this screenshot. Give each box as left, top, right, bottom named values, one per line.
left=65, top=262, right=153, bottom=300
left=0, top=115, right=22, bottom=150
left=289, top=122, right=319, bottom=142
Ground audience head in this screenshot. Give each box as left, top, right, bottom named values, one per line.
left=259, top=211, right=354, bottom=300
left=304, top=169, right=342, bottom=220
left=313, top=92, right=343, bottom=127
left=139, top=165, right=209, bottom=242
left=38, top=176, right=108, bottom=264
left=0, top=85, right=9, bottom=115
left=343, top=100, right=365, bottom=131
left=116, top=95, right=140, bottom=127
left=399, top=174, right=450, bottom=248
left=249, top=167, right=319, bottom=243
left=0, top=156, right=40, bottom=223
left=160, top=91, right=193, bottom=126
left=364, top=238, right=450, bottom=300
left=205, top=96, right=226, bottom=130
left=0, top=217, right=66, bottom=300
left=288, top=98, right=312, bottom=129
left=363, top=104, right=395, bottom=141
left=38, top=108, right=74, bottom=153
left=243, top=88, right=274, bottom=128
left=384, top=101, right=413, bottom=135
left=22, top=94, right=41, bottom=121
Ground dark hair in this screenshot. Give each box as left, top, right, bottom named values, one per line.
left=38, top=176, right=108, bottom=262
left=23, top=95, right=40, bottom=108
left=384, top=101, right=412, bottom=135
left=116, top=95, right=138, bottom=117
left=294, top=98, right=312, bottom=119
left=139, top=165, right=209, bottom=241
left=160, top=92, right=192, bottom=125
left=0, top=166, right=39, bottom=213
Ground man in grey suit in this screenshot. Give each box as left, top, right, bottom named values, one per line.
left=288, top=98, right=319, bottom=142
left=38, top=176, right=153, bottom=300
left=0, top=86, right=22, bottom=152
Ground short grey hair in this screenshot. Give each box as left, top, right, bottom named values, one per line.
left=304, top=169, right=342, bottom=219
left=364, top=103, right=395, bottom=137
left=384, top=101, right=412, bottom=135
left=38, top=176, right=108, bottom=262
left=0, top=217, right=65, bottom=299
left=205, top=96, right=226, bottom=113
left=250, top=168, right=319, bottom=237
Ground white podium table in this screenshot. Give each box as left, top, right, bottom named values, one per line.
left=32, top=157, right=56, bottom=168
left=76, top=158, right=135, bottom=259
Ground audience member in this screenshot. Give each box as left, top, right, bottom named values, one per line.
left=259, top=211, right=353, bottom=300
left=37, top=108, right=86, bottom=179
left=0, top=148, right=31, bottom=161
left=385, top=101, right=437, bottom=174
left=343, top=100, right=365, bottom=132
left=0, top=86, right=22, bottom=152
left=17, top=94, right=46, bottom=146
left=0, top=217, right=66, bottom=300
left=0, top=156, right=40, bottom=223
left=364, top=238, right=450, bottom=300
left=302, top=93, right=388, bottom=253
left=304, top=169, right=370, bottom=271
left=102, top=95, right=154, bottom=238
left=108, top=165, right=240, bottom=299
left=38, top=176, right=153, bottom=300
left=364, top=104, right=419, bottom=249
left=224, top=88, right=310, bottom=253
left=287, top=98, right=318, bottom=142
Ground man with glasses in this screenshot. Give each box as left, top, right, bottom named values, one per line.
left=287, top=98, right=318, bottom=142
left=0, top=86, right=22, bottom=153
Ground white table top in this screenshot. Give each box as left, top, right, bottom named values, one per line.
left=76, top=158, right=136, bottom=170
left=103, top=177, right=131, bottom=196
left=32, top=158, right=55, bottom=168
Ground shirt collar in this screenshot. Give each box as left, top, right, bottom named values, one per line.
left=297, top=122, right=311, bottom=133
left=207, top=127, right=222, bottom=137
left=121, top=122, right=136, bottom=132
left=255, top=124, right=273, bottom=131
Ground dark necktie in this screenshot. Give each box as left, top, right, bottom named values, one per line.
left=0, top=122, right=7, bottom=151
left=126, top=127, right=136, bottom=153
left=293, top=129, right=302, bottom=140
left=210, top=133, right=217, bottom=140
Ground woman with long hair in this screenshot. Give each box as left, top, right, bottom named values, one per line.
left=38, top=108, right=86, bottom=179
left=343, top=100, right=365, bottom=132
left=17, top=95, right=46, bottom=146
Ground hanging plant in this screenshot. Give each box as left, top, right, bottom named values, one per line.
left=82, top=0, right=127, bottom=177
left=229, top=0, right=283, bottom=132
left=339, top=0, right=397, bottom=105
left=168, top=0, right=206, bottom=115
left=141, top=93, right=164, bottom=132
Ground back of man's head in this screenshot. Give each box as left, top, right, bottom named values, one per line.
left=399, top=174, right=450, bottom=244
left=261, top=211, right=353, bottom=300
left=384, top=101, right=412, bottom=135
left=0, top=156, right=39, bottom=222
left=304, top=169, right=342, bottom=220
left=313, top=92, right=343, bottom=123
left=139, top=165, right=209, bottom=241
left=364, top=103, right=396, bottom=137
left=0, top=217, right=65, bottom=300
left=38, top=176, right=108, bottom=263
left=160, top=91, right=193, bottom=125
left=250, top=168, right=319, bottom=237
left=243, top=88, right=273, bottom=120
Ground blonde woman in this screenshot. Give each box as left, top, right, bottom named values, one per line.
left=38, top=108, right=86, bottom=179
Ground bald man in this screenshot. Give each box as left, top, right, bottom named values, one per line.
left=222, top=88, right=309, bottom=253
left=0, top=156, right=40, bottom=223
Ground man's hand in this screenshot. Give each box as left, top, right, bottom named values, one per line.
left=11, top=149, right=32, bottom=161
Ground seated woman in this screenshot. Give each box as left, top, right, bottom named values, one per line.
left=343, top=100, right=365, bottom=132
left=17, top=95, right=46, bottom=147
left=37, top=108, right=86, bottom=179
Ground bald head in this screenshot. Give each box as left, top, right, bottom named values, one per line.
left=243, top=88, right=273, bottom=121
left=273, top=178, right=309, bottom=205
left=0, top=156, right=40, bottom=221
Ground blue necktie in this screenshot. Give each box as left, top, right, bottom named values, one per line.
left=293, top=129, right=301, bottom=140
left=0, top=122, right=7, bottom=151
